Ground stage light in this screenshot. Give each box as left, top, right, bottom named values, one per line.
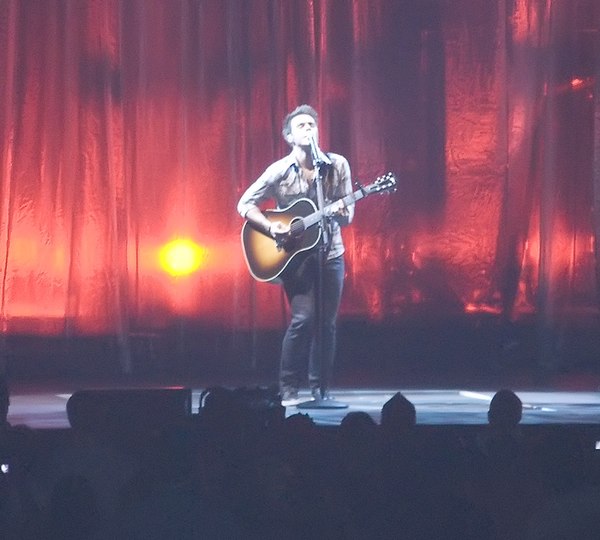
left=158, top=238, right=205, bottom=276
left=571, top=78, right=584, bottom=90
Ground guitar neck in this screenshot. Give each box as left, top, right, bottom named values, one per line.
left=302, top=188, right=366, bottom=229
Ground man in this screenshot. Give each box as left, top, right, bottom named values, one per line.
left=237, top=104, right=354, bottom=405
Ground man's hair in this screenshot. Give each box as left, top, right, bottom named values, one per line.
left=282, top=104, right=318, bottom=139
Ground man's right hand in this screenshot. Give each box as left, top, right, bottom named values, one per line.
left=269, top=220, right=290, bottom=238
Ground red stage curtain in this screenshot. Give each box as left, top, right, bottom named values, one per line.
left=0, top=1, right=598, bottom=362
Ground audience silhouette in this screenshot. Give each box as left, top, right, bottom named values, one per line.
left=0, top=376, right=44, bottom=539
left=1, top=381, right=599, bottom=539
left=380, top=391, right=416, bottom=436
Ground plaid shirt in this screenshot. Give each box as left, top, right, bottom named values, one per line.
left=237, top=151, right=354, bottom=260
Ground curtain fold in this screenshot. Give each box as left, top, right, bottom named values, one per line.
left=0, top=0, right=598, bottom=367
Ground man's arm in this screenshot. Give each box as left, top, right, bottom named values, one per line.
left=237, top=162, right=291, bottom=237
left=244, top=206, right=274, bottom=236
left=332, top=155, right=354, bottom=227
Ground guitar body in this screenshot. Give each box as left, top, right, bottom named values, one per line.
left=241, top=172, right=397, bottom=283
left=241, top=198, right=321, bottom=283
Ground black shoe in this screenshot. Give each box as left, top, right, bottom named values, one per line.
left=311, top=388, right=330, bottom=400
left=281, top=389, right=300, bottom=406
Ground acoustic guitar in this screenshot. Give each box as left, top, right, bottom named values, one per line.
left=241, top=172, right=397, bottom=283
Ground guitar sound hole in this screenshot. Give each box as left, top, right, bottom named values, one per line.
left=289, top=220, right=305, bottom=237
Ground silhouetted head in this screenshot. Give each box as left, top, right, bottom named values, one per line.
left=488, top=389, right=522, bottom=429
left=341, top=411, right=377, bottom=430
left=339, top=411, right=378, bottom=448
left=284, top=412, right=316, bottom=432
left=380, top=392, right=416, bottom=434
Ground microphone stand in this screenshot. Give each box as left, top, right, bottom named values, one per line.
left=297, top=140, right=348, bottom=411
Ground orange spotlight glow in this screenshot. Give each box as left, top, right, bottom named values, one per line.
left=571, top=78, right=584, bottom=90
left=158, top=239, right=205, bottom=276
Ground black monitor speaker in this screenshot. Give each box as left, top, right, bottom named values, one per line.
left=66, top=387, right=192, bottom=431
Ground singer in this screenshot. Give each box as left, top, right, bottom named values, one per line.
left=237, top=104, right=354, bottom=405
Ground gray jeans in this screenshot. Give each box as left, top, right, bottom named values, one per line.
left=279, top=253, right=345, bottom=393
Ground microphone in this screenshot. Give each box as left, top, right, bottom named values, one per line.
left=308, top=135, right=332, bottom=165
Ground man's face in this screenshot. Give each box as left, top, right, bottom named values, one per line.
left=287, top=113, right=318, bottom=147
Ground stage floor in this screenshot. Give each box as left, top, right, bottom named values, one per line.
left=5, top=316, right=600, bottom=429
left=7, top=384, right=600, bottom=429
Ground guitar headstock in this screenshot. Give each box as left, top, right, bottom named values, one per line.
left=361, top=172, right=397, bottom=195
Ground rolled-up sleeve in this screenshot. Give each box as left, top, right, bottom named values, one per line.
left=237, top=162, right=284, bottom=218
left=237, top=156, right=294, bottom=218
